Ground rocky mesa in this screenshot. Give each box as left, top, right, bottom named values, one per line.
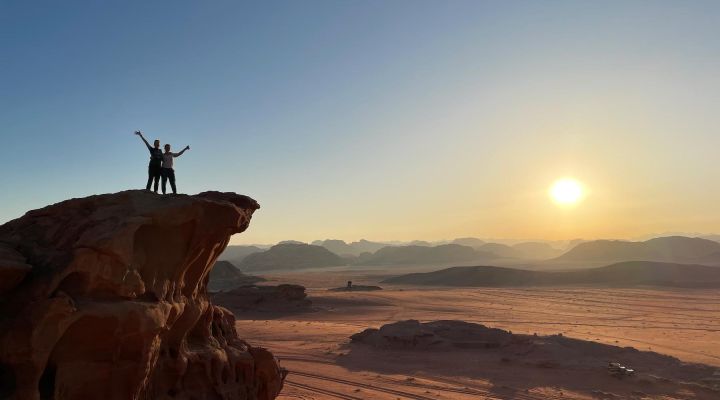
left=0, top=190, right=285, bottom=400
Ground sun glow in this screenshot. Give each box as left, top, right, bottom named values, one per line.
left=550, top=178, right=584, bottom=205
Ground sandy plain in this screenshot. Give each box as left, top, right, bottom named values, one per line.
left=233, top=269, right=720, bottom=399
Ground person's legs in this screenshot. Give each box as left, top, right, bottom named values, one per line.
left=146, top=165, right=154, bottom=190
left=169, top=169, right=177, bottom=194
left=161, top=169, right=168, bottom=194
left=151, top=166, right=161, bottom=193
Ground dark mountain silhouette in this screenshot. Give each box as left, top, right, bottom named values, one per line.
left=356, top=244, right=492, bottom=266
left=383, top=261, right=720, bottom=288
left=218, top=245, right=263, bottom=263
left=208, top=261, right=265, bottom=291
left=554, top=236, right=720, bottom=264
left=238, top=243, right=345, bottom=272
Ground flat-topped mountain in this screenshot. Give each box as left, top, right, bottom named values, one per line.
left=239, top=242, right=345, bottom=272
left=383, top=261, right=720, bottom=288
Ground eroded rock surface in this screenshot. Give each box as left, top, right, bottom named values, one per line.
left=0, top=190, right=285, bottom=400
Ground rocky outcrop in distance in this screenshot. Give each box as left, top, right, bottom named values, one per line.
left=212, top=284, right=311, bottom=313
left=209, top=260, right=265, bottom=292
left=349, top=320, right=718, bottom=390
left=0, top=190, right=285, bottom=400
left=351, top=320, right=515, bottom=350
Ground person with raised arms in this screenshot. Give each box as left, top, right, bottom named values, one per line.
left=161, top=143, right=190, bottom=194
left=134, top=130, right=163, bottom=193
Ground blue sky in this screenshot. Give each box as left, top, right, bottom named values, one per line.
left=2, top=1, right=720, bottom=243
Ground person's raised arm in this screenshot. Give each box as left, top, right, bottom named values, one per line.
left=174, top=145, right=190, bottom=157
left=134, top=130, right=152, bottom=150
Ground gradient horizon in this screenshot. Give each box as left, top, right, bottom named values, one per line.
left=2, top=1, right=720, bottom=245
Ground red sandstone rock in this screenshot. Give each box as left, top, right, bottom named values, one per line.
left=0, top=190, right=285, bottom=400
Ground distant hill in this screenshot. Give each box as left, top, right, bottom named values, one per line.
left=511, top=242, right=562, bottom=259
left=451, top=237, right=485, bottom=247
left=312, top=239, right=391, bottom=256
left=311, top=239, right=356, bottom=256
left=700, top=234, right=720, bottom=243
left=383, top=261, right=720, bottom=288
left=278, top=240, right=306, bottom=245
left=356, top=244, right=491, bottom=266
left=554, top=236, right=720, bottom=264
left=218, top=245, right=263, bottom=263
left=238, top=243, right=345, bottom=272
left=477, top=243, right=519, bottom=258
left=208, top=261, right=265, bottom=291
left=348, top=239, right=388, bottom=254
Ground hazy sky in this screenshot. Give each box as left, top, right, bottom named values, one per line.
left=2, top=1, right=720, bottom=244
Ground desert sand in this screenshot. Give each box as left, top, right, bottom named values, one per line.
left=236, top=269, right=720, bottom=399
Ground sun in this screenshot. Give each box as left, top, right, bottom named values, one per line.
left=550, top=178, right=584, bottom=205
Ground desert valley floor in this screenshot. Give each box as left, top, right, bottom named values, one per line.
left=232, top=270, right=720, bottom=400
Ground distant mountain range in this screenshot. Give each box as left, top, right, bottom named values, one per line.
left=310, top=239, right=389, bottom=256
left=553, top=236, right=720, bottom=265
left=219, top=245, right=264, bottom=264
left=220, top=235, right=720, bottom=273
left=383, top=261, right=720, bottom=288
left=451, top=237, right=486, bottom=247
left=238, top=243, right=345, bottom=272
left=354, top=244, right=492, bottom=266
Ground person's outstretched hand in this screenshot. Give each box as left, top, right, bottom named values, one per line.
left=134, top=130, right=142, bottom=136
left=185, top=145, right=190, bottom=150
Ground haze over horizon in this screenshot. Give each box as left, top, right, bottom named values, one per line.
left=3, top=1, right=720, bottom=245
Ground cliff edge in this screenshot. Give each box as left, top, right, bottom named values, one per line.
left=0, top=190, right=285, bottom=400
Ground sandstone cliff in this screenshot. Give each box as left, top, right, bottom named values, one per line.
left=0, top=190, right=285, bottom=400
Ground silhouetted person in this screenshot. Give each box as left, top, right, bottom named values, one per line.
left=161, top=144, right=190, bottom=194
left=347, top=281, right=352, bottom=290
left=135, top=131, right=163, bottom=193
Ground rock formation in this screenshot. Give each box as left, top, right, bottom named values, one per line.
left=238, top=243, right=344, bottom=272
left=209, top=261, right=265, bottom=292
left=351, top=320, right=516, bottom=350
left=212, top=284, right=311, bottom=314
left=0, top=190, right=285, bottom=400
